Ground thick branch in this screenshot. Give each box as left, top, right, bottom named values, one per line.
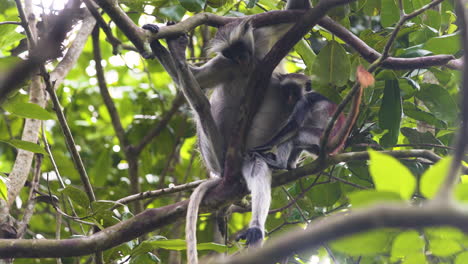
left=92, top=27, right=128, bottom=149
left=0, top=149, right=437, bottom=258
left=222, top=203, right=467, bottom=264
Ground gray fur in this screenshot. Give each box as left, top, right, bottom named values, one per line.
left=185, top=13, right=309, bottom=264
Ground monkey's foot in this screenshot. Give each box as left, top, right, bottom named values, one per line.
left=142, top=24, right=159, bottom=33
left=237, top=227, right=263, bottom=247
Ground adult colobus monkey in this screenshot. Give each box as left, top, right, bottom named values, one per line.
left=143, top=20, right=309, bottom=264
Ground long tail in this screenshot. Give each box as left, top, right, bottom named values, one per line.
left=186, top=177, right=222, bottom=264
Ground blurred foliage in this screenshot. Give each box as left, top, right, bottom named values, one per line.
left=0, top=0, right=465, bottom=263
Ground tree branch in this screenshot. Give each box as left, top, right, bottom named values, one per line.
left=222, top=203, right=466, bottom=264
left=0, top=149, right=438, bottom=258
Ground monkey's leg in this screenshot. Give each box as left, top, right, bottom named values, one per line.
left=286, top=147, right=303, bottom=170
left=238, top=156, right=271, bottom=246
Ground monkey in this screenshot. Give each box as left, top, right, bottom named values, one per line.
left=252, top=73, right=364, bottom=171
left=143, top=1, right=317, bottom=263
left=187, top=23, right=315, bottom=263
left=142, top=22, right=307, bottom=264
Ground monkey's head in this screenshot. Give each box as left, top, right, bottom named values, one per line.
left=280, top=73, right=312, bottom=105
left=209, top=20, right=255, bottom=65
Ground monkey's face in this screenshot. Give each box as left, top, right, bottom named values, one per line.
left=222, top=40, right=253, bottom=65
left=280, top=74, right=312, bottom=105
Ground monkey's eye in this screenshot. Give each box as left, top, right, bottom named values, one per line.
left=305, top=81, right=312, bottom=92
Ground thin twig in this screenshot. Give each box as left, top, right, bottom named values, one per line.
left=269, top=174, right=324, bottom=214
left=0, top=21, right=22, bottom=26
left=42, top=72, right=97, bottom=203
left=112, top=180, right=205, bottom=210
left=16, top=154, right=42, bottom=238
left=281, top=186, right=308, bottom=222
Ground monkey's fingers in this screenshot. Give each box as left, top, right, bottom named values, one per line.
left=142, top=24, right=159, bottom=33
left=236, top=227, right=263, bottom=246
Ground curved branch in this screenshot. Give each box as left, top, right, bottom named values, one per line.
left=0, top=149, right=439, bottom=258
left=222, top=203, right=468, bottom=264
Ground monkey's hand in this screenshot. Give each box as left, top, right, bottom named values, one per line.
left=142, top=23, right=159, bottom=33
left=142, top=24, right=160, bottom=59
left=236, top=227, right=263, bottom=247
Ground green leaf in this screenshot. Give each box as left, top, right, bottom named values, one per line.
left=60, top=186, right=90, bottom=209
left=401, top=127, right=445, bottom=149
left=420, top=156, right=452, bottom=199
left=401, top=253, right=427, bottom=264
left=423, top=33, right=460, bottom=54
left=130, top=252, right=160, bottom=264
left=306, top=181, right=341, bottom=207
left=425, top=227, right=464, bottom=240
left=403, top=103, right=447, bottom=129
left=0, top=24, right=25, bottom=48
left=312, top=41, right=351, bottom=87
left=331, top=229, right=396, bottom=256
left=379, top=80, right=402, bottom=147
left=381, top=0, right=399, bottom=27
left=455, top=251, right=468, bottom=264
left=349, top=190, right=402, bottom=208
left=0, top=176, right=7, bottom=201
left=391, top=231, right=425, bottom=262
left=91, top=200, right=117, bottom=213
left=294, top=39, right=316, bottom=76
left=0, top=139, right=47, bottom=155
left=159, top=6, right=186, bottom=21
left=179, top=0, right=205, bottom=12
left=368, top=150, right=416, bottom=200
left=416, top=84, right=458, bottom=124
left=3, top=102, right=55, bottom=120
left=0, top=57, right=22, bottom=71
left=429, top=239, right=462, bottom=257
left=455, top=183, right=468, bottom=202
left=89, top=149, right=111, bottom=186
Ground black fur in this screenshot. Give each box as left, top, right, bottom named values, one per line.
left=237, top=227, right=264, bottom=246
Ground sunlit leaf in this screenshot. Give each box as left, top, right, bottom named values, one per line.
left=0, top=139, right=47, bottom=155
left=368, top=150, right=416, bottom=200
left=331, top=229, right=396, bottom=256
left=3, top=102, right=55, bottom=120
left=391, top=231, right=425, bottom=262
left=349, top=190, right=402, bottom=207
left=0, top=176, right=7, bottom=201
left=420, top=157, right=452, bottom=199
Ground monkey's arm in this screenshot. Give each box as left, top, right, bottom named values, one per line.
left=189, top=56, right=240, bottom=89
